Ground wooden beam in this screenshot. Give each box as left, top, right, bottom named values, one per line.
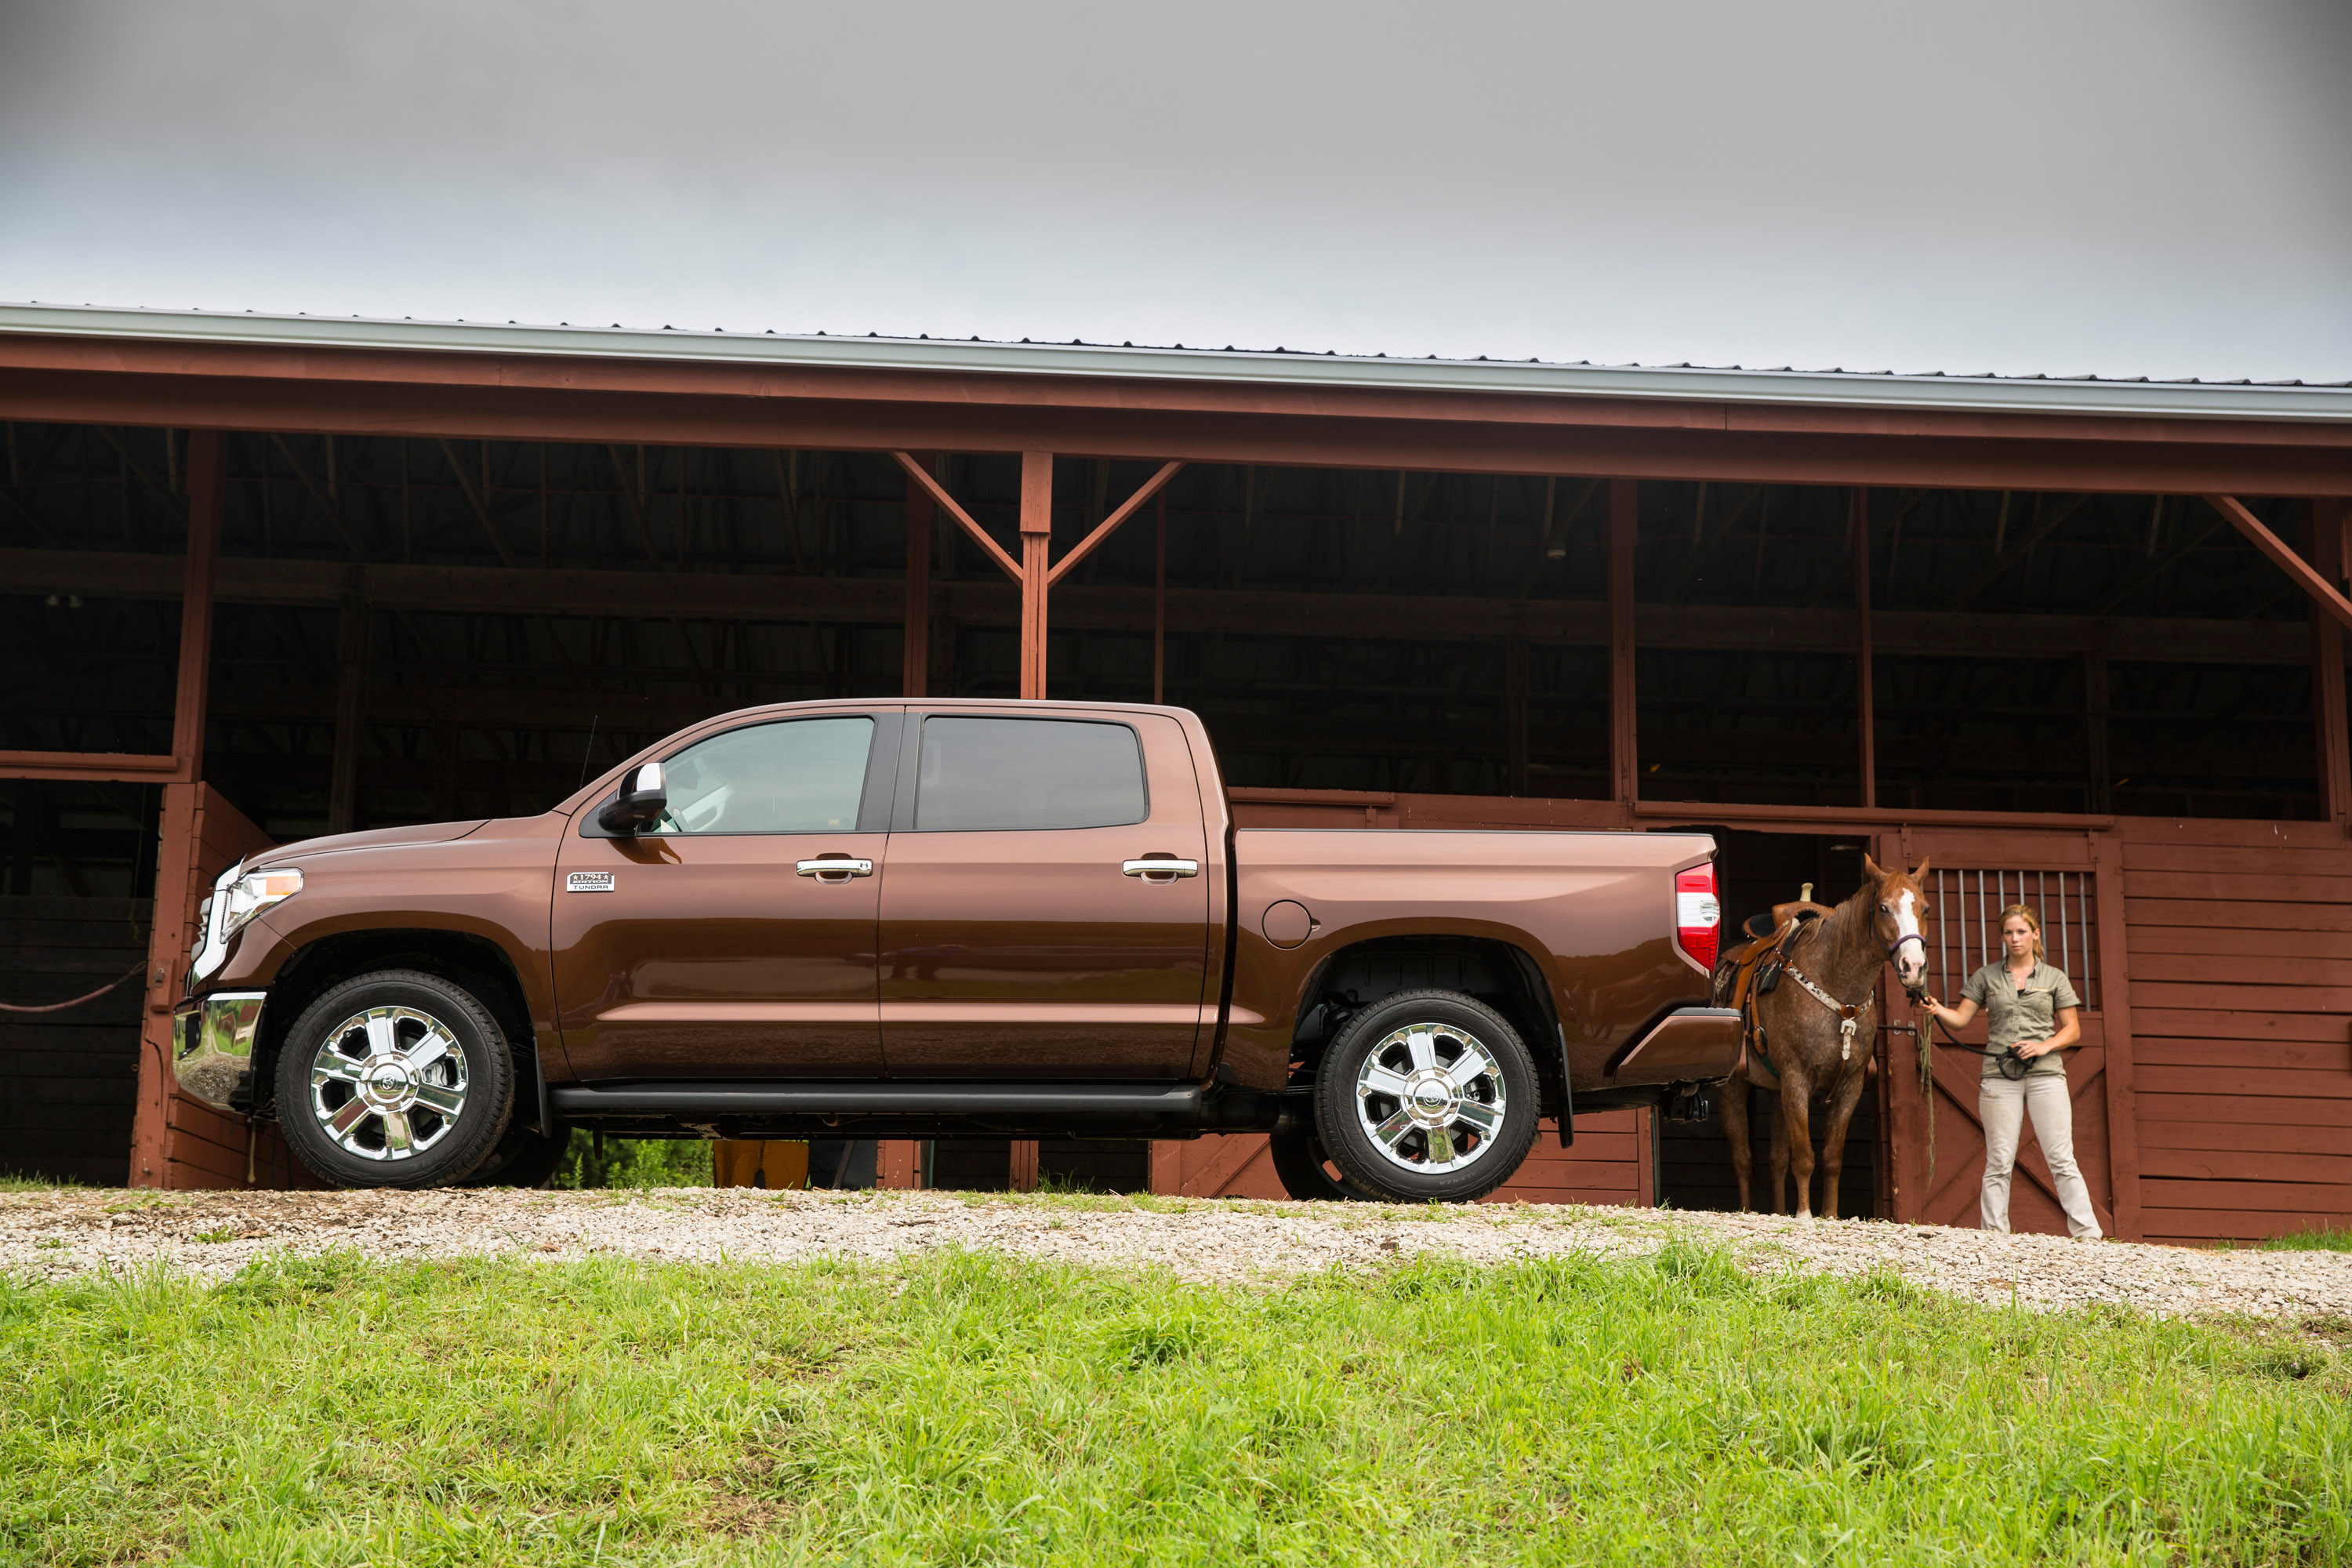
left=2205, top=493, right=2352, bottom=637
left=10, top=333, right=2352, bottom=495
left=169, top=432, right=224, bottom=783
left=2089, top=833, right=2142, bottom=1240
left=890, top=449, right=1022, bottom=581
left=0, top=546, right=2332, bottom=665
left=1153, top=490, right=1167, bottom=705
left=1046, top=461, right=1183, bottom=587
left=1019, top=451, right=1051, bottom=700
left=1608, top=480, right=1637, bottom=808
left=326, top=596, right=367, bottom=833
left=2083, top=651, right=2112, bottom=815
left=435, top=438, right=516, bottom=567
left=2310, top=499, right=2351, bottom=828
left=1853, top=488, right=1875, bottom=808
left=903, top=461, right=932, bottom=699
left=1505, top=636, right=1529, bottom=797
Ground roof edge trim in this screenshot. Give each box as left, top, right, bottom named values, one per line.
left=5, top=303, right=2350, bottom=424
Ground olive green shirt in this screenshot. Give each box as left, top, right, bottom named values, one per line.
left=1961, top=960, right=2080, bottom=1078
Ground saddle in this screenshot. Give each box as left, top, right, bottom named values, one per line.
left=1723, top=902, right=1835, bottom=1011
left=1719, top=900, right=1835, bottom=1086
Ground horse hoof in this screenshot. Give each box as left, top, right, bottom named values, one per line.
left=1795, top=1209, right=1813, bottom=1221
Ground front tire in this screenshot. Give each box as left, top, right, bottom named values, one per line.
left=1313, top=989, right=1539, bottom=1203
left=274, top=969, right=516, bottom=1189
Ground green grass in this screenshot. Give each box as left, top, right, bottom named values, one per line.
left=2, top=1243, right=2347, bottom=1566
left=2259, top=1223, right=2352, bottom=1253
left=551, top=1135, right=714, bottom=1191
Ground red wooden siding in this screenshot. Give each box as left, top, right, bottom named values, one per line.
left=1149, top=1112, right=1652, bottom=1206
left=2118, top=818, right=2352, bottom=1244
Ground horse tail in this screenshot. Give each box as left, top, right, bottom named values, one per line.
left=1709, top=952, right=1739, bottom=1007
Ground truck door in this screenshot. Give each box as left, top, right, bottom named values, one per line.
left=879, top=711, right=1210, bottom=1079
left=553, top=711, right=896, bottom=1081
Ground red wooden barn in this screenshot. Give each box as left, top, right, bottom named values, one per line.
left=2, top=306, right=2347, bottom=1243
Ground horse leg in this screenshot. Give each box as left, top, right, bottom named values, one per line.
left=1766, top=1089, right=1791, bottom=1216
left=1722, top=1071, right=1755, bottom=1212
left=1817, top=1066, right=1871, bottom=1221
left=1780, top=1067, right=1819, bottom=1220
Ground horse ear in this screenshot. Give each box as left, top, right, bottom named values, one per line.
left=1861, top=852, right=1886, bottom=881
left=1911, top=857, right=1931, bottom=883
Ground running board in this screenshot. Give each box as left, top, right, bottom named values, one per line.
left=548, top=1080, right=1224, bottom=1138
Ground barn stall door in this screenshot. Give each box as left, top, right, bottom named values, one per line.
left=1878, top=829, right=2135, bottom=1238
left=130, top=783, right=319, bottom=1190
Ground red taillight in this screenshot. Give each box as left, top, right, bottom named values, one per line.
left=1675, top=864, right=1721, bottom=970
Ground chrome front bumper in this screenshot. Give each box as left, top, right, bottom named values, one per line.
left=172, top=991, right=268, bottom=1112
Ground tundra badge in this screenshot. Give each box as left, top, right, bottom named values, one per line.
left=566, top=871, right=616, bottom=893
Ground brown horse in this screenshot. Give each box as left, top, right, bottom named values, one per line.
left=1712, top=855, right=1931, bottom=1218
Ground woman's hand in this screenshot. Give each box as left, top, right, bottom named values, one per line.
left=1923, top=996, right=1980, bottom=1030
left=2016, top=1007, right=2083, bottom=1060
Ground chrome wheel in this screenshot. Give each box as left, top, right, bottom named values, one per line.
left=1353, top=1020, right=1508, bottom=1174
left=307, top=1005, right=470, bottom=1161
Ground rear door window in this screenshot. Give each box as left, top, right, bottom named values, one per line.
left=914, top=717, right=1147, bottom=831
left=653, top=716, right=875, bottom=834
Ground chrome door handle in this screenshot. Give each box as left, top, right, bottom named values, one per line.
left=1122, top=858, right=1200, bottom=879
left=797, top=858, right=875, bottom=879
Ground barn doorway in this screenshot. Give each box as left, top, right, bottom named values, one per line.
left=1656, top=829, right=1883, bottom=1218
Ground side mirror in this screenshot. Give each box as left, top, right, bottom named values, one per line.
left=596, top=761, right=667, bottom=835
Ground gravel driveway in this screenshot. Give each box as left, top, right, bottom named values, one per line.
left=5, top=1186, right=2348, bottom=1325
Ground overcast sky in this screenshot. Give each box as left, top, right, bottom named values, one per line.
left=2, top=1, right=2347, bottom=380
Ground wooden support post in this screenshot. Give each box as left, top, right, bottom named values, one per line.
left=1154, top=490, right=1167, bottom=706
left=1505, top=636, right=1529, bottom=796
left=2310, top=499, right=2351, bottom=829
left=1012, top=456, right=1051, bottom=1181
left=170, top=432, right=225, bottom=784
left=2083, top=651, right=2113, bottom=815
left=326, top=597, right=368, bottom=833
left=2089, top=832, right=2142, bottom=1240
left=1853, top=488, right=1876, bottom=808
left=876, top=463, right=938, bottom=1185
left=1608, top=479, right=1638, bottom=814
left=1018, top=451, right=1053, bottom=700
left=903, top=463, right=933, bottom=699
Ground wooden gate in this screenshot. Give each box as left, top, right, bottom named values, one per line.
left=1877, top=828, right=2137, bottom=1237
left=129, top=782, right=318, bottom=1189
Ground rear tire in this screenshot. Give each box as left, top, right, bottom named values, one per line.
left=1268, top=1128, right=1370, bottom=1201
left=459, top=1125, right=572, bottom=1189
left=274, top=968, right=516, bottom=1189
left=1313, top=988, right=1538, bottom=1204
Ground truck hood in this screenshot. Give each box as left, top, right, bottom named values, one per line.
left=250, top=818, right=489, bottom=866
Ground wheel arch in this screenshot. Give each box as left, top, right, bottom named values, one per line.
left=1287, top=931, right=1569, bottom=1127
left=256, top=928, right=538, bottom=1115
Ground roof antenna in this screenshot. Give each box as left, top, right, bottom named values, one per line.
left=578, top=715, right=600, bottom=788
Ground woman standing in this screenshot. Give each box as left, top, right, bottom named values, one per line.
left=1919, top=903, right=2102, bottom=1239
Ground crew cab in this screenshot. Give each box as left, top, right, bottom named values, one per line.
left=174, top=699, right=1736, bottom=1201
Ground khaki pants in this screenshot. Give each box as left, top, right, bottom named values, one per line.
left=1979, top=1073, right=2102, bottom=1239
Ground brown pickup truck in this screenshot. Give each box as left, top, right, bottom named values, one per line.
left=175, top=699, right=1736, bottom=1201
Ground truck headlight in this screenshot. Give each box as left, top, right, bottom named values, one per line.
left=220, top=867, right=303, bottom=938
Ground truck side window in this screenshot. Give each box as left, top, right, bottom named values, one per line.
left=650, top=717, right=874, bottom=834
left=915, top=717, right=1147, bottom=831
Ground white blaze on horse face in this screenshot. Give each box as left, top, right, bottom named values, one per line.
left=1891, top=887, right=1927, bottom=985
